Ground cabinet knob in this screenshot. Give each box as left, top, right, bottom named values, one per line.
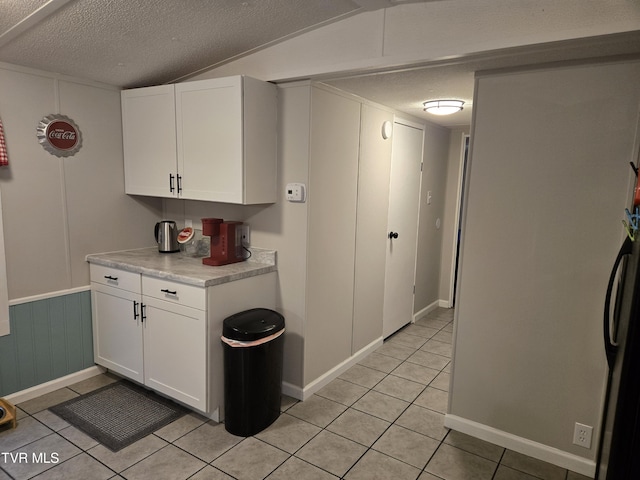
left=388, top=231, right=399, bottom=239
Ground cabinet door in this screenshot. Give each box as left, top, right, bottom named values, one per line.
left=91, top=284, right=143, bottom=382
left=176, top=77, right=243, bottom=203
left=122, top=85, right=178, bottom=197
left=143, top=296, right=207, bottom=411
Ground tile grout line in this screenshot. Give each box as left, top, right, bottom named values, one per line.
left=291, top=314, right=455, bottom=478
left=0, top=312, right=446, bottom=475
left=3, top=309, right=580, bottom=480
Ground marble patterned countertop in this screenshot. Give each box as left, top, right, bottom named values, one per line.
left=86, top=247, right=276, bottom=287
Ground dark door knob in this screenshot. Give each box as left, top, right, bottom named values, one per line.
left=388, top=231, right=399, bottom=239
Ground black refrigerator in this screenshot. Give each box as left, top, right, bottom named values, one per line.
left=596, top=230, right=640, bottom=479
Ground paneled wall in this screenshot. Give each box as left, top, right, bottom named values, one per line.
left=304, top=86, right=362, bottom=384
left=0, top=62, right=161, bottom=395
left=0, top=64, right=161, bottom=300
left=0, top=291, right=93, bottom=396
left=352, top=104, right=393, bottom=352
left=161, top=82, right=451, bottom=397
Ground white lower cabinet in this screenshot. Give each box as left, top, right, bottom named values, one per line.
left=143, top=296, right=206, bottom=411
left=90, top=263, right=276, bottom=418
left=91, top=283, right=144, bottom=383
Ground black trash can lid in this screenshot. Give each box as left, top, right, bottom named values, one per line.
left=223, top=308, right=285, bottom=341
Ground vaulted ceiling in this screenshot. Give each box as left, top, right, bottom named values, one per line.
left=1, top=0, right=639, bottom=127
left=0, top=0, right=428, bottom=88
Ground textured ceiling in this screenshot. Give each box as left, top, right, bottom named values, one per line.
left=0, top=0, right=367, bottom=88
left=1, top=0, right=639, bottom=127
left=0, top=0, right=49, bottom=33
left=327, top=63, right=476, bottom=127
left=324, top=31, right=640, bottom=127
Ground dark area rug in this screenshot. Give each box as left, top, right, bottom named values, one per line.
left=49, top=380, right=188, bottom=452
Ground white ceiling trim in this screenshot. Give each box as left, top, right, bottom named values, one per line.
left=0, top=0, right=74, bottom=48
left=352, top=0, right=442, bottom=10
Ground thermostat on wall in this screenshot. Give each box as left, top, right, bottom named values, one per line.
left=286, top=183, right=306, bottom=203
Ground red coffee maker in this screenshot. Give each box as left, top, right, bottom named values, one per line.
left=202, top=218, right=245, bottom=266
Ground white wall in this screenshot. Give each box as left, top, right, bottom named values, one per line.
left=163, top=83, right=311, bottom=389
left=162, top=82, right=451, bottom=394
left=188, top=1, right=640, bottom=84
left=248, top=83, right=311, bottom=389
left=185, top=0, right=640, bottom=327
left=448, top=59, right=640, bottom=475
left=304, top=86, right=361, bottom=384
left=0, top=63, right=161, bottom=303
left=414, top=121, right=451, bottom=315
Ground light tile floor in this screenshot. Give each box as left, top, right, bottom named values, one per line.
left=0, top=308, right=591, bottom=480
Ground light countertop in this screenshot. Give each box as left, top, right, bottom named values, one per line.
left=86, top=247, right=276, bottom=287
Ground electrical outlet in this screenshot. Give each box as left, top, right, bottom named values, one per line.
left=573, top=423, right=593, bottom=449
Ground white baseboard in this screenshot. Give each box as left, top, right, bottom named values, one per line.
left=5, top=366, right=105, bottom=405
left=444, top=414, right=596, bottom=478
left=283, top=337, right=384, bottom=401
left=413, top=299, right=441, bottom=322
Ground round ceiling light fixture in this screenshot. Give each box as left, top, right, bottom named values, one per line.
left=423, top=100, right=464, bottom=116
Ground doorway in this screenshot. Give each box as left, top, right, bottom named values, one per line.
left=450, top=134, right=470, bottom=307
left=382, top=119, right=424, bottom=338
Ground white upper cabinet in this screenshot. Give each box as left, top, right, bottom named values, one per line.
left=122, top=85, right=177, bottom=198
left=122, top=76, right=277, bottom=204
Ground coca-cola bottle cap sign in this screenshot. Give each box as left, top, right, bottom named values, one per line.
left=36, top=114, right=82, bottom=157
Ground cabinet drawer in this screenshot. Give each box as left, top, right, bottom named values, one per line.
left=142, top=276, right=205, bottom=310
left=90, top=264, right=141, bottom=293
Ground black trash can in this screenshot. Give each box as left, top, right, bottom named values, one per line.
left=221, top=308, right=285, bottom=436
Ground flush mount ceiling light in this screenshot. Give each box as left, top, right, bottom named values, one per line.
left=423, top=100, right=464, bottom=115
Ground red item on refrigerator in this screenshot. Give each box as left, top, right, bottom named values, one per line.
left=0, top=117, right=9, bottom=167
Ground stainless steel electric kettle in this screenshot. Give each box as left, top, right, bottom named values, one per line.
left=154, top=220, right=180, bottom=253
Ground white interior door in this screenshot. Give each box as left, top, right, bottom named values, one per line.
left=383, top=121, right=424, bottom=338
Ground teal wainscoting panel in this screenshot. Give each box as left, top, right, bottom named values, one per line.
left=0, top=290, right=94, bottom=397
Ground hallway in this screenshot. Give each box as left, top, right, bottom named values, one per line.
left=1, top=308, right=589, bottom=479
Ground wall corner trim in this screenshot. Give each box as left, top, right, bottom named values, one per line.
left=444, top=414, right=596, bottom=477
